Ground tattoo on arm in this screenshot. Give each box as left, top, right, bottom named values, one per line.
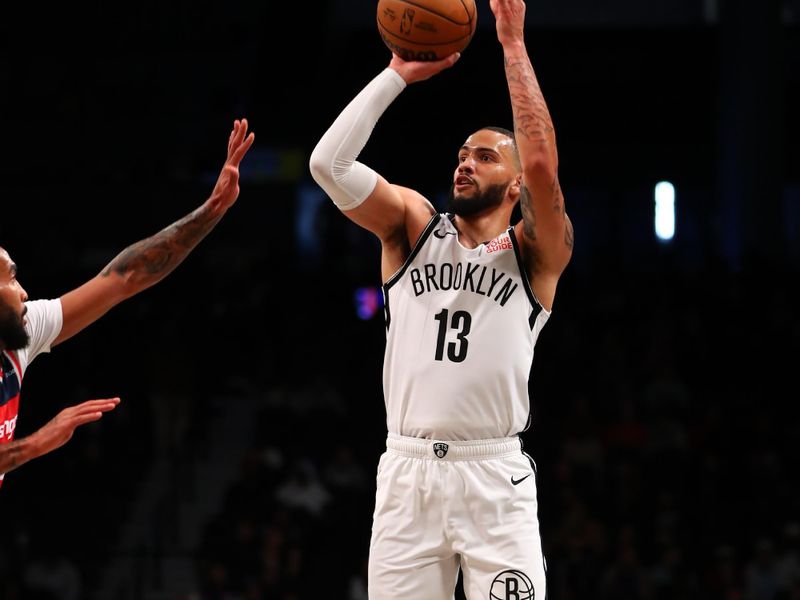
left=506, top=56, right=558, bottom=245
left=1, top=442, right=26, bottom=474
left=506, top=53, right=574, bottom=262
left=565, top=215, right=574, bottom=249
left=504, top=57, right=555, bottom=148
left=519, top=185, right=536, bottom=241
left=551, top=175, right=563, bottom=213
left=101, top=205, right=222, bottom=285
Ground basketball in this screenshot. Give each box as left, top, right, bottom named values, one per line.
left=377, top=0, right=477, bottom=62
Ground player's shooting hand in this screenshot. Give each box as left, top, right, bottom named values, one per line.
left=208, top=118, right=256, bottom=213
left=30, top=398, right=121, bottom=458
left=490, top=0, right=526, bottom=46
left=389, top=52, right=461, bottom=85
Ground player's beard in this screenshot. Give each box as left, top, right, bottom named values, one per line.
left=447, top=180, right=509, bottom=217
left=0, top=297, right=29, bottom=351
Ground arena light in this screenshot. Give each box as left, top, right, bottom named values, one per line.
left=654, top=181, right=675, bottom=242
left=354, top=286, right=384, bottom=320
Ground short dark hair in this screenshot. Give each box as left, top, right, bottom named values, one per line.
left=481, top=126, right=515, bottom=143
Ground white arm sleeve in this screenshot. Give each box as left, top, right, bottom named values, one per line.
left=309, top=67, right=407, bottom=211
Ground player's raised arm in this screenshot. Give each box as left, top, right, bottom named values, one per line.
left=492, top=0, right=573, bottom=307
left=53, top=119, right=254, bottom=347
left=308, top=54, right=459, bottom=275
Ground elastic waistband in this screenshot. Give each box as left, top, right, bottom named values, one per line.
left=386, top=433, right=522, bottom=461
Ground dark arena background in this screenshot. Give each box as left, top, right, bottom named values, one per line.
left=1, top=0, right=799, bottom=598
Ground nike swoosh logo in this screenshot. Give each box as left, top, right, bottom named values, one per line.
left=433, top=229, right=456, bottom=239
left=511, top=474, right=531, bottom=486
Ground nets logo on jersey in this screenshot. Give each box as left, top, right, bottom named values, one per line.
left=432, top=442, right=449, bottom=458
left=490, top=570, right=534, bottom=599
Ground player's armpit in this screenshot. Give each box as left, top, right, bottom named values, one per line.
left=518, top=163, right=572, bottom=256
left=346, top=181, right=436, bottom=282
left=346, top=178, right=434, bottom=245
left=514, top=210, right=572, bottom=311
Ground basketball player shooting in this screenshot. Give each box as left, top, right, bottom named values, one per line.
left=0, top=119, right=254, bottom=488
left=310, top=0, right=572, bottom=597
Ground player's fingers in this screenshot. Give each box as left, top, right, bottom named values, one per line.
left=227, top=124, right=244, bottom=159
left=228, top=121, right=240, bottom=153
left=230, top=132, right=255, bottom=165
left=229, top=119, right=241, bottom=141
left=79, top=397, right=121, bottom=409
left=72, top=412, right=106, bottom=427
left=231, top=117, right=247, bottom=149
left=69, top=399, right=120, bottom=416
left=436, top=52, right=461, bottom=70
left=95, top=400, right=120, bottom=413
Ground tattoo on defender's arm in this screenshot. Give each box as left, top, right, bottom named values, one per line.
left=101, top=206, right=222, bottom=280
left=2, top=443, right=24, bottom=473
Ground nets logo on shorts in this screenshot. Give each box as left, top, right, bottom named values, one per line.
left=489, top=569, right=534, bottom=600
left=432, top=442, right=449, bottom=458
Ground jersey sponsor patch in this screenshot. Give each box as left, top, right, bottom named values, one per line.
left=485, top=234, right=513, bottom=254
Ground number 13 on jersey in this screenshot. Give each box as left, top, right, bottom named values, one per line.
left=433, top=308, right=472, bottom=363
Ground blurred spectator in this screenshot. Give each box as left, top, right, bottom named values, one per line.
left=274, top=459, right=331, bottom=518
left=745, top=539, right=782, bottom=600
left=22, top=545, right=82, bottom=600
left=347, top=557, right=369, bottom=600
left=322, top=443, right=368, bottom=494
left=599, top=525, right=650, bottom=599
left=776, top=522, right=800, bottom=593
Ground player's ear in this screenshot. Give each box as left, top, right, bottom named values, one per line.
left=509, top=174, right=523, bottom=201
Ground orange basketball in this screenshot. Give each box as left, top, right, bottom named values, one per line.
left=377, top=0, right=477, bottom=62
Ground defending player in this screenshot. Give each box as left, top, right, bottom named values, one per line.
left=0, top=119, right=254, bottom=488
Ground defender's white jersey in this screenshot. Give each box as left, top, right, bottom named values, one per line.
left=382, top=213, right=550, bottom=441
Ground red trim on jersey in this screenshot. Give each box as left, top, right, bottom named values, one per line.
left=5, top=350, right=22, bottom=376
left=0, top=350, right=24, bottom=488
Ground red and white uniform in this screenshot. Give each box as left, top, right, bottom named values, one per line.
left=0, top=299, right=63, bottom=487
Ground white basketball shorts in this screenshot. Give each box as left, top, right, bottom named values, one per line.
left=368, top=433, right=546, bottom=600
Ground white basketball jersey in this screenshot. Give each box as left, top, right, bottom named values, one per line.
left=382, top=213, right=550, bottom=441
